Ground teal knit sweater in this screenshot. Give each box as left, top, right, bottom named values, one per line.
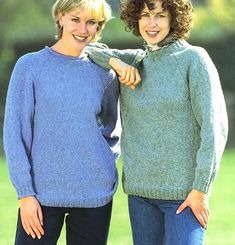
left=87, top=40, right=228, bottom=200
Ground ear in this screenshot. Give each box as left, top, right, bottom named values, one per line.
left=57, top=12, right=64, bottom=27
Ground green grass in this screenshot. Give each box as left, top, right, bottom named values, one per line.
left=0, top=149, right=235, bottom=245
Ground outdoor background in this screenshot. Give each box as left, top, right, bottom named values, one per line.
left=0, top=0, right=235, bottom=244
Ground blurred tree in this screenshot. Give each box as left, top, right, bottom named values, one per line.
left=0, top=0, right=55, bottom=104
left=0, top=0, right=235, bottom=150
left=1, top=0, right=235, bottom=96
left=192, top=0, right=235, bottom=41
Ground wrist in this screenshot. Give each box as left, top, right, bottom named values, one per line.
left=109, top=57, right=119, bottom=69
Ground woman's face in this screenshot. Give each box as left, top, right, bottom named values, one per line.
left=138, top=0, right=171, bottom=46
left=58, top=6, right=99, bottom=56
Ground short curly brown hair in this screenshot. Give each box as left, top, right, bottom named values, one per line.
left=120, top=0, right=194, bottom=40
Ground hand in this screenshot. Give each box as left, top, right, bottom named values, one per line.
left=109, top=57, right=141, bottom=90
left=176, top=189, right=209, bottom=229
left=19, top=196, right=44, bottom=239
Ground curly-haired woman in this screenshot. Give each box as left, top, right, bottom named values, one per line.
left=88, top=0, right=228, bottom=244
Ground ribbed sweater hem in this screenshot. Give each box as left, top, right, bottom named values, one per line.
left=123, top=184, right=190, bottom=200
left=37, top=196, right=113, bottom=208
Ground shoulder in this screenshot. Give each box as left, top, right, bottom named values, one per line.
left=11, top=49, right=49, bottom=84
left=171, top=40, right=215, bottom=71
left=180, top=41, right=212, bottom=63
left=88, top=56, right=115, bottom=77
left=86, top=57, right=117, bottom=87
left=15, top=48, right=48, bottom=70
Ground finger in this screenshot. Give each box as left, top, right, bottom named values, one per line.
left=33, top=216, right=44, bottom=237
left=38, top=206, right=44, bottom=227
left=176, top=201, right=188, bottom=214
left=119, top=72, right=128, bottom=83
left=119, top=72, right=126, bottom=81
left=191, top=207, right=208, bottom=229
left=129, top=85, right=136, bottom=90
left=21, top=218, right=30, bottom=236
left=118, top=76, right=126, bottom=84
left=125, top=67, right=136, bottom=86
left=122, top=68, right=131, bottom=84
left=119, top=68, right=130, bottom=82
left=29, top=218, right=42, bottom=239
left=32, top=208, right=45, bottom=238
left=133, top=70, right=141, bottom=86
left=24, top=219, right=36, bottom=239
left=202, top=210, right=209, bottom=227
left=196, top=213, right=207, bottom=228
left=205, top=208, right=210, bottom=220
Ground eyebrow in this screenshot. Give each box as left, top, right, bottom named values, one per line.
left=71, top=15, right=80, bottom=18
left=70, top=15, right=97, bottom=20
left=141, top=10, right=168, bottom=14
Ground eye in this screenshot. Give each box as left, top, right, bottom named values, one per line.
left=72, top=18, right=80, bottom=23
left=87, top=20, right=97, bottom=25
left=140, top=12, right=150, bottom=18
left=156, top=13, right=167, bottom=18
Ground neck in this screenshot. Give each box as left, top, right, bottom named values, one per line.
left=51, top=40, right=85, bottom=57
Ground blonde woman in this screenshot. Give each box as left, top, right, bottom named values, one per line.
left=3, top=0, right=119, bottom=244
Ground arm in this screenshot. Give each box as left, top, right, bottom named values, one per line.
left=86, top=43, right=144, bottom=89
left=3, top=56, right=44, bottom=239
left=177, top=48, right=228, bottom=228
left=86, top=42, right=145, bottom=68
left=4, top=56, right=36, bottom=198
left=99, top=71, right=120, bottom=159
left=189, top=48, right=228, bottom=193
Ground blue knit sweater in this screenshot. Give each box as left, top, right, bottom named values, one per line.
left=87, top=40, right=228, bottom=200
left=3, top=47, right=120, bottom=208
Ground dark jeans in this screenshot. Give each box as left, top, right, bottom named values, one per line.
left=15, top=200, right=112, bottom=245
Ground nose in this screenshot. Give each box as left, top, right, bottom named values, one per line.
left=78, top=23, right=88, bottom=35
left=148, top=17, right=158, bottom=28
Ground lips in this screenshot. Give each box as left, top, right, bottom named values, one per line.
left=146, top=31, right=160, bottom=37
left=73, top=34, right=88, bottom=42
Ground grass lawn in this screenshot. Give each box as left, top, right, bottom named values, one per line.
left=0, top=149, right=234, bottom=245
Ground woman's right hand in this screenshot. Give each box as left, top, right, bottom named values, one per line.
left=109, top=57, right=141, bottom=90
left=19, top=196, right=44, bottom=239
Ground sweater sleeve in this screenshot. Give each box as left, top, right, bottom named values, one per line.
left=85, top=42, right=146, bottom=69
left=3, top=56, right=36, bottom=199
left=99, top=71, right=120, bottom=160
left=188, top=48, right=228, bottom=194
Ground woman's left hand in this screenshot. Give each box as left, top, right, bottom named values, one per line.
left=176, top=189, right=209, bottom=229
left=109, top=58, right=141, bottom=90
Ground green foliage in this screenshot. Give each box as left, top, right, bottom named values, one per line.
left=0, top=0, right=55, bottom=105
left=191, top=0, right=235, bottom=41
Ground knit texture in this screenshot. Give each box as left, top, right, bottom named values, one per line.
left=4, top=47, right=120, bottom=208
left=88, top=40, right=228, bottom=200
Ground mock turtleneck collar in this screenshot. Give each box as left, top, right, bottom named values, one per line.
left=144, top=35, right=178, bottom=52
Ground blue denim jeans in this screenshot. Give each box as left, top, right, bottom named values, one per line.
left=128, top=195, right=205, bottom=245
left=15, top=200, right=112, bottom=245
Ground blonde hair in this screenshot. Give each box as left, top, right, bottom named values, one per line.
left=52, top=0, right=112, bottom=41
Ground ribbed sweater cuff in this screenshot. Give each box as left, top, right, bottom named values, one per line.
left=97, top=53, right=116, bottom=70
left=88, top=47, right=117, bottom=70
left=16, top=184, right=36, bottom=199
left=192, top=177, right=211, bottom=194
